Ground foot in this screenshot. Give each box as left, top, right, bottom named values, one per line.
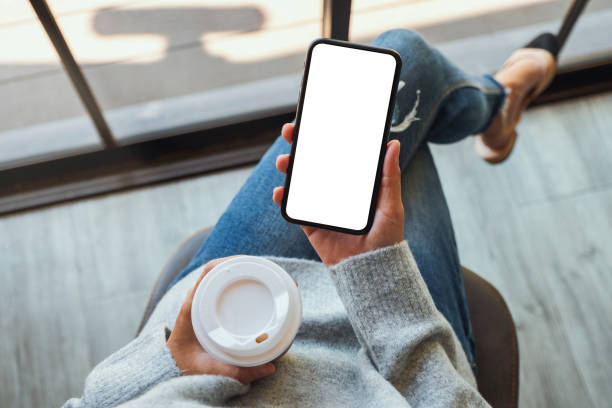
left=475, top=44, right=556, bottom=163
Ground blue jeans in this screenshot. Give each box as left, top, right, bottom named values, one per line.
left=170, top=29, right=506, bottom=370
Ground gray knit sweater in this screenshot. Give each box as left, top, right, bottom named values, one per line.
left=63, top=241, right=489, bottom=407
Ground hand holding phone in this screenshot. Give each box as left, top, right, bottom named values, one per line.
left=281, top=39, right=401, bottom=234
left=273, top=123, right=404, bottom=266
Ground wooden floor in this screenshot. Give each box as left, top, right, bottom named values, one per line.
left=430, top=92, right=612, bottom=407
left=1, top=92, right=611, bottom=407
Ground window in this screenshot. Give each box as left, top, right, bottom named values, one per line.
left=1, top=0, right=608, bottom=215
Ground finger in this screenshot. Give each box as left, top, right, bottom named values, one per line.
left=379, top=140, right=403, bottom=208
left=300, top=225, right=317, bottom=238
left=272, top=186, right=284, bottom=207
left=275, top=154, right=290, bottom=174
left=281, top=123, right=294, bottom=144
left=235, top=363, right=276, bottom=384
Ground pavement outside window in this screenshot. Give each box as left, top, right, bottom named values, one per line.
left=1, top=0, right=610, bottom=164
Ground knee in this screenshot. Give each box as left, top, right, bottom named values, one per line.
left=379, top=28, right=424, bottom=43
left=374, top=29, right=429, bottom=58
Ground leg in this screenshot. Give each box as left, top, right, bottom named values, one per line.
left=169, top=135, right=320, bottom=286
left=399, top=144, right=477, bottom=369
left=175, top=29, right=504, bottom=269
left=373, top=29, right=506, bottom=165
left=371, top=29, right=507, bottom=369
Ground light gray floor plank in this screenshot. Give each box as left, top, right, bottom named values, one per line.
left=518, top=189, right=612, bottom=407
left=430, top=146, right=597, bottom=407
left=430, top=92, right=612, bottom=407
left=0, top=167, right=251, bottom=407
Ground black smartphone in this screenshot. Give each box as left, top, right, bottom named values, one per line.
left=281, top=38, right=401, bottom=234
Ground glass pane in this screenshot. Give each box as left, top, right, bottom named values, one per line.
left=48, top=0, right=323, bottom=139
left=0, top=0, right=101, bottom=167
left=350, top=0, right=612, bottom=73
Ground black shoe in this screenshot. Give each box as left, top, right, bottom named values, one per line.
left=524, top=32, right=559, bottom=59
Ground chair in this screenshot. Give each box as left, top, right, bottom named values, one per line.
left=138, top=227, right=519, bottom=408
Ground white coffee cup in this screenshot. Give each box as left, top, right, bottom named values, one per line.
left=191, top=256, right=302, bottom=367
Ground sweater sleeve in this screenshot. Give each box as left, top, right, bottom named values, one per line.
left=328, top=241, right=489, bottom=407
left=62, top=324, right=181, bottom=408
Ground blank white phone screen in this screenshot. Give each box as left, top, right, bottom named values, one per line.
left=286, top=43, right=397, bottom=231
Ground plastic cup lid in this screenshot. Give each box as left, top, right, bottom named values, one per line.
left=191, top=256, right=302, bottom=367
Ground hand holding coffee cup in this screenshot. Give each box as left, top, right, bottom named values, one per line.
left=167, top=255, right=301, bottom=384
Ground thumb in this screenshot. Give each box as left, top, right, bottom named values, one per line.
left=379, top=140, right=402, bottom=208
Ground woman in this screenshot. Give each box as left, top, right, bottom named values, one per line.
left=64, top=29, right=556, bottom=407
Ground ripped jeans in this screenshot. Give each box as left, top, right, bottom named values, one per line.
left=170, top=29, right=507, bottom=370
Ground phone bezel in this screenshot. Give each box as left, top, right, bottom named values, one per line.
left=281, top=38, right=402, bottom=235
